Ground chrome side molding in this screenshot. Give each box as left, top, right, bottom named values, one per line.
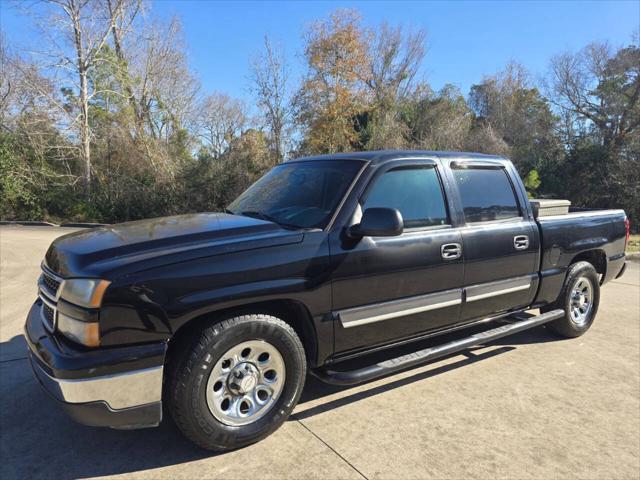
left=337, top=275, right=535, bottom=329
left=466, top=275, right=533, bottom=302
left=338, top=289, right=462, bottom=328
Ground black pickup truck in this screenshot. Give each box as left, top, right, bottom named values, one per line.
left=25, top=151, right=629, bottom=450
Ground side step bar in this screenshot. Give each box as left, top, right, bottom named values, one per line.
left=312, top=309, right=565, bottom=386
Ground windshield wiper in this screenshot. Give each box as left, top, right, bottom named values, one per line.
left=239, top=211, right=300, bottom=229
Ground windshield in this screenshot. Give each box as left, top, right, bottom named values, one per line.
left=228, top=160, right=363, bottom=229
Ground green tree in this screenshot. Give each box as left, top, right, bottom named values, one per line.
left=523, top=169, right=542, bottom=198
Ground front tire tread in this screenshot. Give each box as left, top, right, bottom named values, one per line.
left=166, top=314, right=306, bottom=451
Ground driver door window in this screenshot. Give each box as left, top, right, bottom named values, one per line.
left=362, top=167, right=449, bottom=229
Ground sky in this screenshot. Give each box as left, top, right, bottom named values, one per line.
left=1, top=0, right=638, bottom=103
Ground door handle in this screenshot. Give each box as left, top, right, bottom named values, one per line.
left=441, top=243, right=462, bottom=260
left=514, top=235, right=529, bottom=250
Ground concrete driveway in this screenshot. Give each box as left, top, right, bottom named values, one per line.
left=1, top=225, right=639, bottom=479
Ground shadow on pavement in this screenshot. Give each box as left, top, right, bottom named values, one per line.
left=0, top=324, right=558, bottom=478
left=295, top=323, right=560, bottom=419
left=296, top=345, right=515, bottom=421
left=0, top=333, right=28, bottom=363
left=0, top=334, right=213, bottom=479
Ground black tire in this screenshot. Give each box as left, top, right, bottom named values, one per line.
left=542, top=261, right=600, bottom=338
left=166, top=314, right=306, bottom=451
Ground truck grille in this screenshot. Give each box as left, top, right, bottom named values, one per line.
left=39, top=266, right=62, bottom=332
left=42, top=271, right=61, bottom=297
left=42, top=302, right=55, bottom=330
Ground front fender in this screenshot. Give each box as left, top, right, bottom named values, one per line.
left=98, top=231, right=333, bottom=349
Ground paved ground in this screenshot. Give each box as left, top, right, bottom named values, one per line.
left=1, top=225, right=639, bottom=480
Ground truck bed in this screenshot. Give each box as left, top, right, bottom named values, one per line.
left=533, top=208, right=627, bottom=306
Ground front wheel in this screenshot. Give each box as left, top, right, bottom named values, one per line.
left=543, top=261, right=600, bottom=338
left=167, top=314, right=306, bottom=451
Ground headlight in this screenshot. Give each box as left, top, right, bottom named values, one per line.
left=57, top=312, right=100, bottom=347
left=59, top=279, right=111, bottom=308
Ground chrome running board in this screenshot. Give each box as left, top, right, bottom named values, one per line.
left=312, top=309, right=564, bottom=386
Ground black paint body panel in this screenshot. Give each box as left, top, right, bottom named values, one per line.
left=31, top=150, right=628, bottom=368
left=534, top=209, right=627, bottom=304
left=25, top=301, right=166, bottom=379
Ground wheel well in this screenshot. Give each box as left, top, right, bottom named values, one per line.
left=570, top=249, right=607, bottom=279
left=165, top=299, right=318, bottom=369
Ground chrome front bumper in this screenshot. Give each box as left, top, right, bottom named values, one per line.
left=25, top=300, right=166, bottom=429
left=29, top=353, right=164, bottom=429
left=30, top=355, right=163, bottom=410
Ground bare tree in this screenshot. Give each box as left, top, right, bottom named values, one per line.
left=106, top=0, right=144, bottom=134
left=363, top=23, right=426, bottom=149
left=469, top=62, right=531, bottom=127
left=365, top=23, right=426, bottom=104
left=49, top=0, right=124, bottom=191
left=1, top=40, right=54, bottom=123
left=24, top=0, right=137, bottom=194
left=407, top=84, right=473, bottom=151
left=0, top=35, right=30, bottom=128
left=130, top=16, right=199, bottom=141
left=196, top=93, right=248, bottom=158
left=249, top=35, right=290, bottom=162
left=1, top=34, right=85, bottom=202
left=0, top=35, right=11, bottom=123
left=546, top=42, right=640, bottom=153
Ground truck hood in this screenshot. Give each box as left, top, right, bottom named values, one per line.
left=45, top=213, right=304, bottom=278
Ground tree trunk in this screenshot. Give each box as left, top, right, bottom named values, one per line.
left=107, top=0, right=143, bottom=136
left=79, top=70, right=91, bottom=193
left=273, top=121, right=282, bottom=164
left=71, top=4, right=91, bottom=195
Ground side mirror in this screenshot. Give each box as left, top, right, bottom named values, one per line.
left=348, top=208, right=404, bottom=238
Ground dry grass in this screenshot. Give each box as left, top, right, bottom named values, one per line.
left=628, top=234, right=640, bottom=254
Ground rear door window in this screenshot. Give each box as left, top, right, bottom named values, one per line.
left=452, top=167, right=520, bottom=223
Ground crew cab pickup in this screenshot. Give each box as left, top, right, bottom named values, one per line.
left=25, top=151, right=629, bottom=450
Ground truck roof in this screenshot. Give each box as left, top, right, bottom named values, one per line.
left=292, top=150, right=506, bottom=165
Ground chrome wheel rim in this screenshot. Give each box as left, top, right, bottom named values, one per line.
left=569, top=277, right=593, bottom=327
left=206, top=340, right=285, bottom=426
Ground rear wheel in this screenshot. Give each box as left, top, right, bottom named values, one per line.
left=167, top=314, right=306, bottom=451
left=543, top=261, right=600, bottom=338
